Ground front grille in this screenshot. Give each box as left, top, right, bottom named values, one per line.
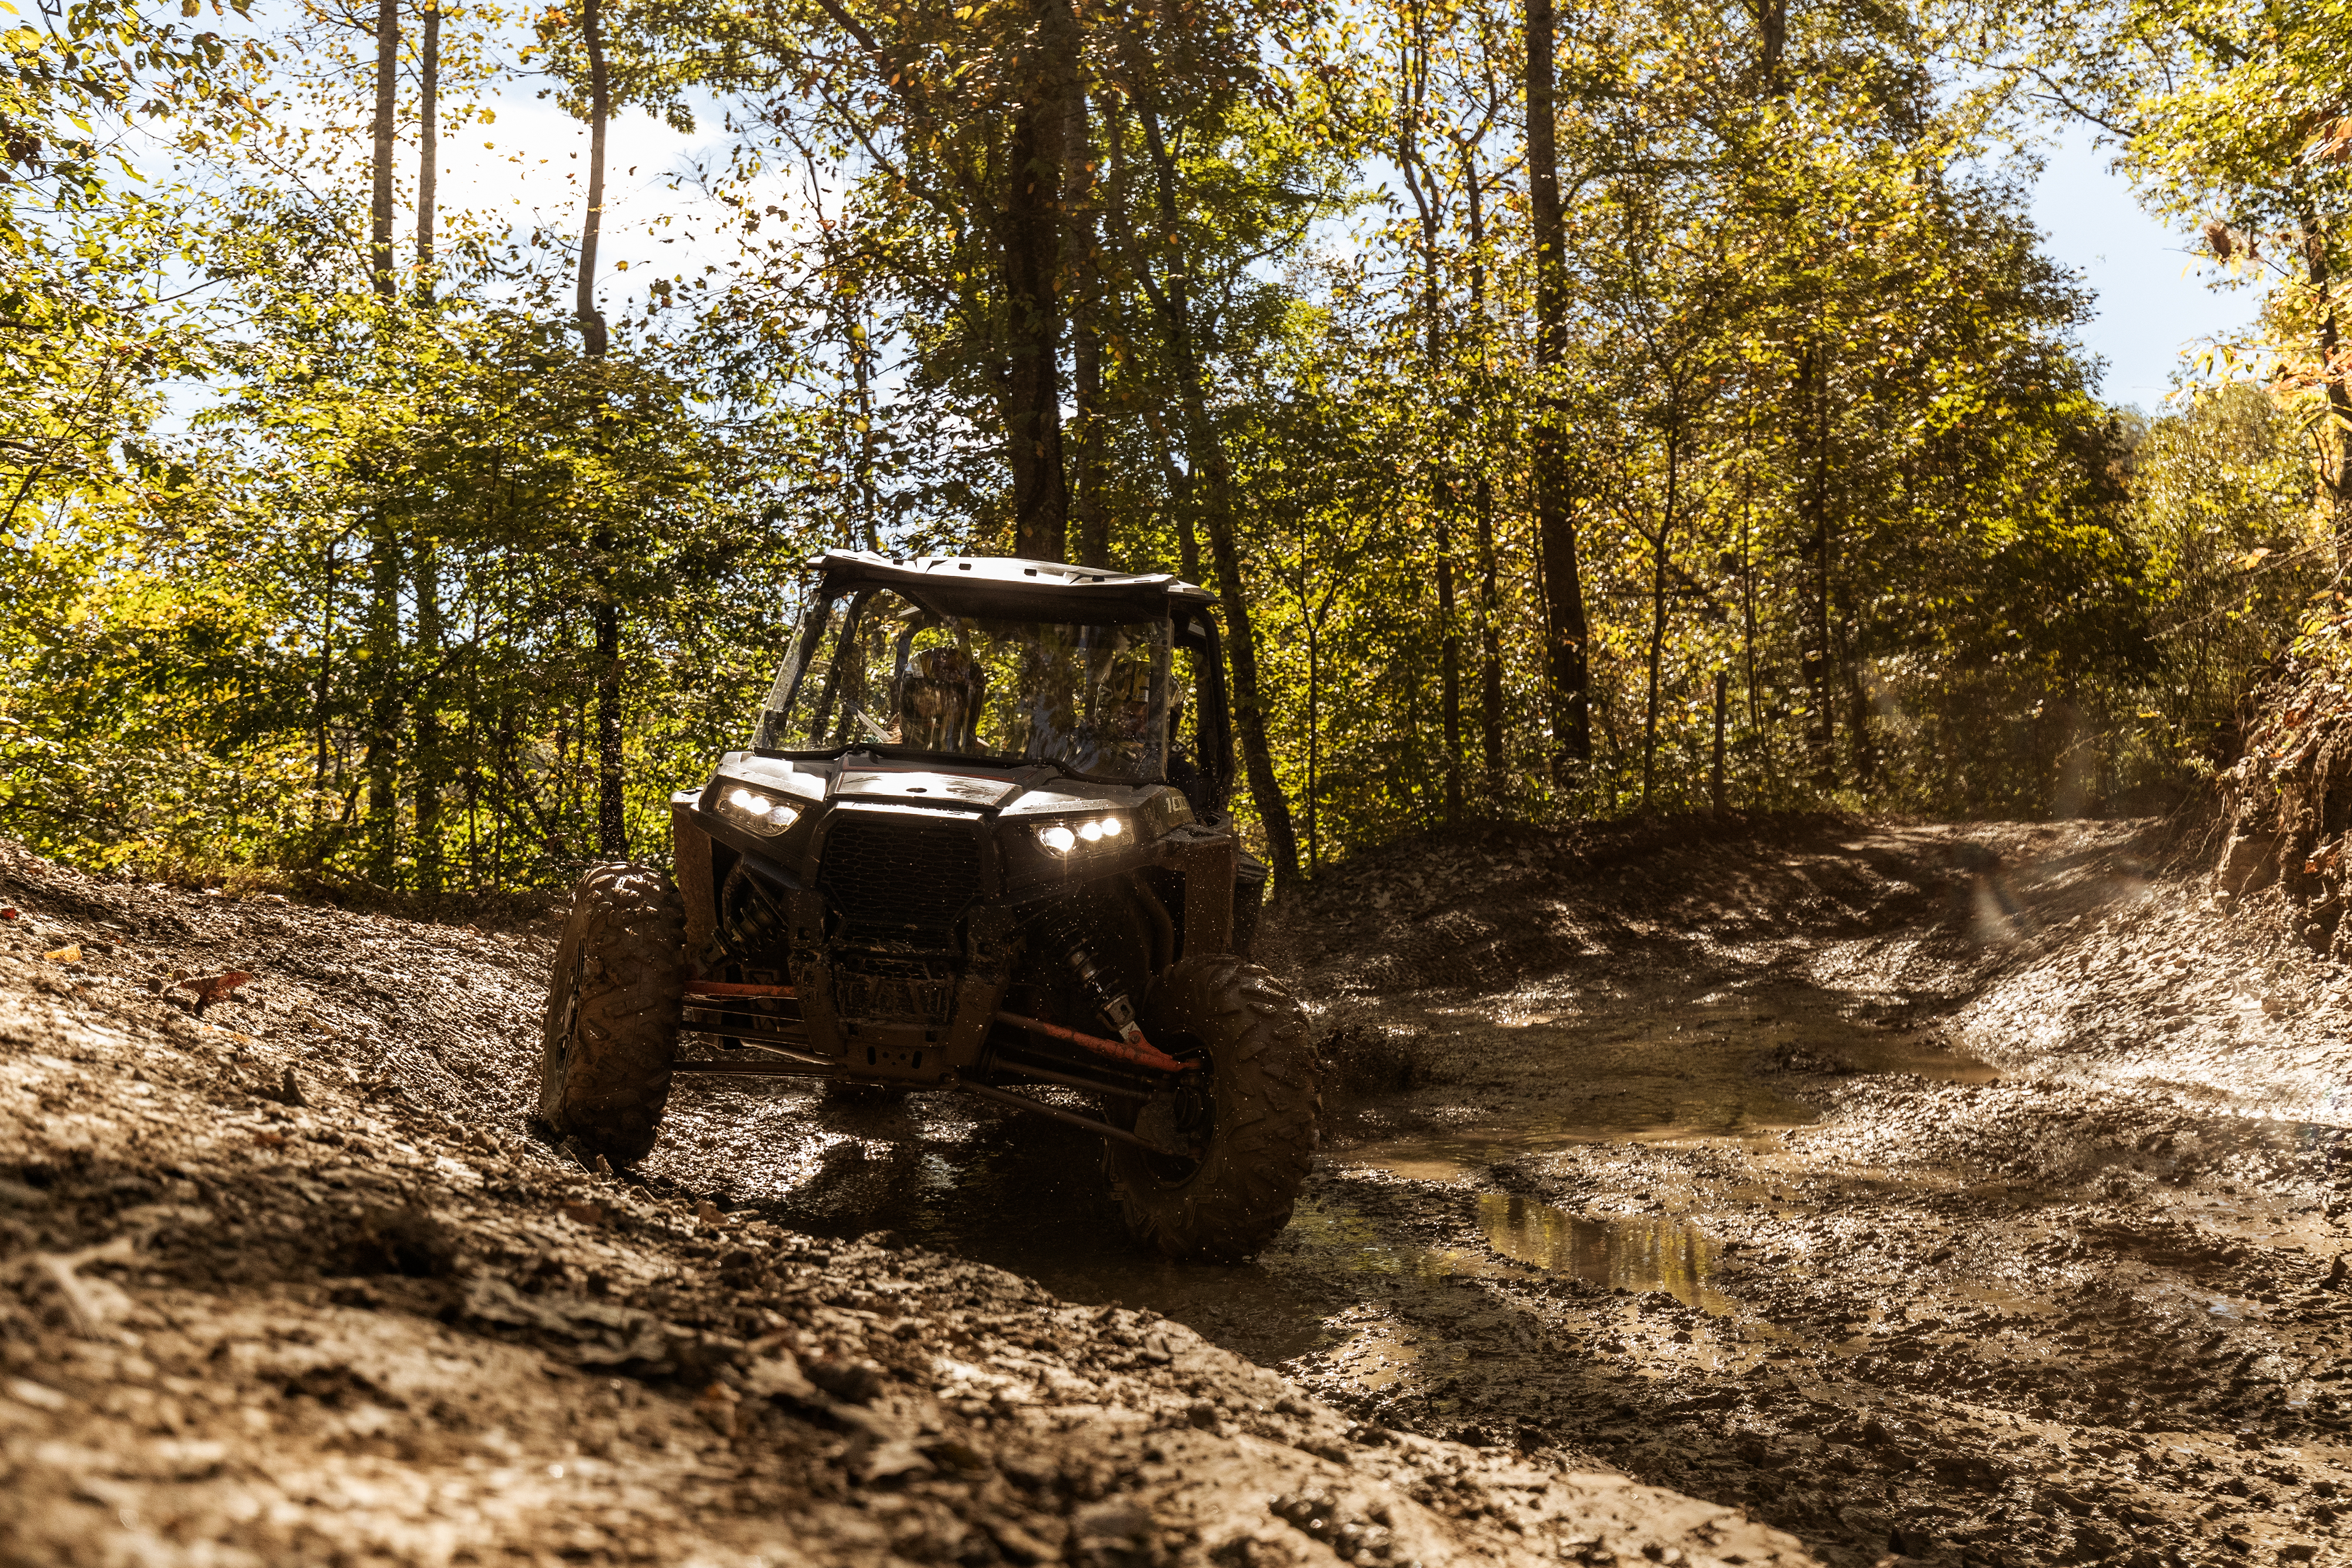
left=831, top=954, right=956, bottom=1020
left=816, top=811, right=984, bottom=938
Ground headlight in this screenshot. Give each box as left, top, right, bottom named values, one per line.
left=717, top=784, right=802, bottom=837
left=1034, top=815, right=1125, bottom=855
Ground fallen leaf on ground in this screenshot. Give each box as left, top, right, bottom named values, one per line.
left=44, top=944, right=81, bottom=964
left=180, top=970, right=255, bottom=1012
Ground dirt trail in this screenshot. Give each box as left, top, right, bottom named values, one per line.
left=8, top=813, right=2352, bottom=1567
left=0, top=838, right=1804, bottom=1567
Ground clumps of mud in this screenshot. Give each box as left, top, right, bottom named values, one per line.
left=0, top=840, right=1811, bottom=1567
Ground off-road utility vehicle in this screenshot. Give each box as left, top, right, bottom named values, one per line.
left=536, top=550, right=1318, bottom=1259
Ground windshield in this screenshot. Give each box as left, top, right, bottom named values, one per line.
left=761, top=588, right=1171, bottom=781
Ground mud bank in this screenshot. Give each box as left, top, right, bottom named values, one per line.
left=0, top=839, right=1806, bottom=1567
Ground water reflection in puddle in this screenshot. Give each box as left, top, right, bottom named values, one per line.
left=1476, top=1192, right=1730, bottom=1313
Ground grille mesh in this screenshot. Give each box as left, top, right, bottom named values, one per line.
left=817, top=813, right=983, bottom=936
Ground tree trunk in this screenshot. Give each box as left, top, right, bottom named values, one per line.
left=369, top=0, right=397, bottom=299
left=850, top=304, right=878, bottom=549
left=415, top=541, right=445, bottom=895
left=1066, top=82, right=1108, bottom=568
left=1002, top=0, right=1078, bottom=562
left=579, top=0, right=623, bottom=851
left=1640, top=434, right=1677, bottom=812
left=1465, top=161, right=1506, bottom=808
left=1398, top=15, right=1462, bottom=823
left=1131, top=98, right=1304, bottom=891
left=416, top=0, right=440, bottom=299
left=1526, top=0, right=1589, bottom=768
left=365, top=519, right=402, bottom=885
left=1753, top=0, right=1786, bottom=91
left=594, top=596, right=626, bottom=854
left=576, top=0, right=611, bottom=359
left=1711, top=670, right=1728, bottom=814
left=313, top=536, right=336, bottom=829
left=1305, top=618, right=1319, bottom=874
left=1431, top=533, right=1462, bottom=834
left=1801, top=341, right=1836, bottom=787
left=1475, top=474, right=1506, bottom=805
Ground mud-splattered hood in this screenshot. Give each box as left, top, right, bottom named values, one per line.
left=704, top=751, right=1191, bottom=833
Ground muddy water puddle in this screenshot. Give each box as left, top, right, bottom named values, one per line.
left=1341, top=997, right=1998, bottom=1181
left=649, top=998, right=1990, bottom=1362
left=1476, top=1193, right=1730, bottom=1311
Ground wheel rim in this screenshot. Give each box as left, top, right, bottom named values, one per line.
left=1131, top=1043, right=1212, bottom=1185
left=551, top=950, right=586, bottom=1076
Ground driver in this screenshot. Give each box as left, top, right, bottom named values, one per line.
left=1098, top=657, right=1156, bottom=745
left=895, top=644, right=987, bottom=752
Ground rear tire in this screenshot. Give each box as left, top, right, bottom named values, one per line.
left=1105, top=955, right=1318, bottom=1261
left=537, top=862, right=686, bottom=1166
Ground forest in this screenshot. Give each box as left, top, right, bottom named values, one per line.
left=1, top=0, right=2346, bottom=897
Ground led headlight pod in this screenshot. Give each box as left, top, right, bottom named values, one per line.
left=718, top=784, right=801, bottom=837
left=1034, top=815, right=1126, bottom=855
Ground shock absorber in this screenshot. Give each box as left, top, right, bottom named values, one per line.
left=709, top=864, right=789, bottom=967
left=1064, top=940, right=1152, bottom=1051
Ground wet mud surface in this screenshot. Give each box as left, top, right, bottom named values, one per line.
left=644, top=817, right=2352, bottom=1567
left=9, top=813, right=2352, bottom=1566
left=0, top=838, right=1809, bottom=1567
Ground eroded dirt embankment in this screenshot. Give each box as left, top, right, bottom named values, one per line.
left=0, top=838, right=1805, bottom=1568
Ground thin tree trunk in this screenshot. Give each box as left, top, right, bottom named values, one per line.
left=595, top=597, right=625, bottom=854
left=851, top=304, right=878, bottom=549
left=1066, top=83, right=1108, bottom=568
left=1641, top=434, right=1678, bottom=811
left=1711, top=670, right=1728, bottom=814
left=1003, top=0, right=1078, bottom=561
left=1802, top=341, right=1835, bottom=787
left=1130, top=95, right=1303, bottom=890
left=1306, top=617, right=1319, bottom=874
left=1465, top=158, right=1505, bottom=808
left=1399, top=16, right=1461, bottom=823
left=576, top=0, right=610, bottom=359
left=1438, top=509, right=1462, bottom=823
left=362, top=0, right=400, bottom=877
left=313, top=536, right=336, bottom=828
left=578, top=0, right=623, bottom=852
left=416, top=0, right=440, bottom=299
left=1526, top=0, right=1588, bottom=768
left=416, top=541, right=445, bottom=895
left=1475, top=474, right=1505, bottom=803
left=365, top=520, right=402, bottom=885
left=1750, top=0, right=1786, bottom=91
left=369, top=0, right=397, bottom=299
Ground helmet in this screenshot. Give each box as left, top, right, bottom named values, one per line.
left=897, top=646, right=987, bottom=751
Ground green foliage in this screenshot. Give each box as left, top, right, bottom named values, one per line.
left=0, top=0, right=2320, bottom=894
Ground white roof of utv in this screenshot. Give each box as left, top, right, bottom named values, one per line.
left=810, top=549, right=1218, bottom=620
